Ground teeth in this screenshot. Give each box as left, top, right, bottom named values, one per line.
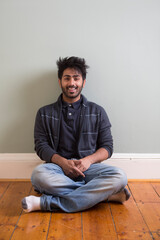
left=68, top=87, right=76, bottom=89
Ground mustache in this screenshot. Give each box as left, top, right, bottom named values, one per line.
left=67, top=85, right=78, bottom=89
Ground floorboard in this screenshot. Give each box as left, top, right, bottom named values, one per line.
left=11, top=188, right=51, bottom=240
left=128, top=183, right=160, bottom=203
left=47, top=212, right=82, bottom=240
left=0, top=181, right=159, bottom=240
left=0, top=182, right=32, bottom=240
left=109, top=194, right=152, bottom=239
left=152, top=183, right=160, bottom=197
left=82, top=203, right=117, bottom=240
left=0, top=181, right=10, bottom=198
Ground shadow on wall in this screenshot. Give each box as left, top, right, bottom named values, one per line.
left=1, top=70, right=61, bottom=153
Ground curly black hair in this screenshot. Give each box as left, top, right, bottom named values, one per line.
left=56, top=56, right=89, bottom=80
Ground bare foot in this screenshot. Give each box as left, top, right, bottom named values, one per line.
left=108, top=188, right=131, bottom=203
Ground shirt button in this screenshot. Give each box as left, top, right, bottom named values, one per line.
left=69, top=104, right=72, bottom=107
left=69, top=113, right=72, bottom=116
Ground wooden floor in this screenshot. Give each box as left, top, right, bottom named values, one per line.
left=0, top=181, right=160, bottom=240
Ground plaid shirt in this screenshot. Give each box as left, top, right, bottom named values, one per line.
left=34, top=94, right=113, bottom=162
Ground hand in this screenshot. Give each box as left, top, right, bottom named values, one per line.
left=75, top=158, right=92, bottom=172
left=62, top=159, right=85, bottom=179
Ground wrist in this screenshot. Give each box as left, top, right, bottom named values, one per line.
left=51, top=154, right=67, bottom=168
left=82, top=156, right=93, bottom=164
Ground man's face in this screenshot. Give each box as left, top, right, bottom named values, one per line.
left=59, top=68, right=86, bottom=103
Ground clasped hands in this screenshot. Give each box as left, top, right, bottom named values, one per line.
left=62, top=158, right=92, bottom=179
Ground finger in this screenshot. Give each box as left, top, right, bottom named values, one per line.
left=74, top=167, right=85, bottom=177
left=73, top=160, right=81, bottom=165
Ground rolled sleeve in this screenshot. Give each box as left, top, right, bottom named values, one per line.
left=97, top=107, right=113, bottom=158
left=34, top=110, right=57, bottom=162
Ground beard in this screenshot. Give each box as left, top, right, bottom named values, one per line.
left=61, top=84, right=84, bottom=99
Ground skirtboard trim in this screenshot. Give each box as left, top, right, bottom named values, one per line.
left=0, top=153, right=160, bottom=179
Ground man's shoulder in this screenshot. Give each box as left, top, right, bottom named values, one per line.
left=86, top=100, right=105, bottom=113
left=38, top=102, right=54, bottom=112
left=38, top=95, right=62, bottom=112
left=37, top=99, right=60, bottom=115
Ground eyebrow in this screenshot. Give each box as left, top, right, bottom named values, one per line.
left=63, top=74, right=80, bottom=77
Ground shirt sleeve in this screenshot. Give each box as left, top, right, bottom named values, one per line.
left=34, top=109, right=57, bottom=162
left=97, top=106, right=113, bottom=158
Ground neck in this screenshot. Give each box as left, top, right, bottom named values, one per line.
left=62, top=94, right=81, bottom=103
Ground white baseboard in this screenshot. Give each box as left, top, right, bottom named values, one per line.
left=0, top=154, right=42, bottom=179
left=104, top=153, right=160, bottom=179
left=0, top=153, right=160, bottom=179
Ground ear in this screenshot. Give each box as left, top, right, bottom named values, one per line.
left=83, top=79, right=86, bottom=88
left=58, top=79, right=62, bottom=88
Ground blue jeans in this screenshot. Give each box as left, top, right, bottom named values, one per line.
left=31, top=163, right=127, bottom=213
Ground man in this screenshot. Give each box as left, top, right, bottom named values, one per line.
left=22, top=56, right=130, bottom=213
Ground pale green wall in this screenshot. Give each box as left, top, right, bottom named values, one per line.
left=0, top=0, right=160, bottom=153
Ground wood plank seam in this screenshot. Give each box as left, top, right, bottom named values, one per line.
left=9, top=208, right=24, bottom=239
left=0, top=182, right=10, bottom=200
left=9, top=184, right=33, bottom=240
left=128, top=184, right=155, bottom=239
left=135, top=205, right=156, bottom=240
left=151, top=184, right=160, bottom=198
left=108, top=202, right=118, bottom=238
left=81, top=212, right=83, bottom=240
left=46, top=212, right=52, bottom=239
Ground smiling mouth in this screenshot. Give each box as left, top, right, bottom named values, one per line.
left=67, top=86, right=78, bottom=92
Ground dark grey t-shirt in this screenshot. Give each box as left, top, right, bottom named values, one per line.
left=57, top=97, right=82, bottom=159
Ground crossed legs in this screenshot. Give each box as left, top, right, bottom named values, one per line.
left=22, top=163, right=130, bottom=213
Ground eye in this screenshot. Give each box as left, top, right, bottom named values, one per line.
left=64, top=77, right=70, bottom=81
left=74, top=77, right=80, bottom=81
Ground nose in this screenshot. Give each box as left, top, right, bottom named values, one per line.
left=69, top=78, right=75, bottom=85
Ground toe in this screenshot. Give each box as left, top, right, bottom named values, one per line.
left=124, top=188, right=131, bottom=201
left=21, top=198, right=28, bottom=210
